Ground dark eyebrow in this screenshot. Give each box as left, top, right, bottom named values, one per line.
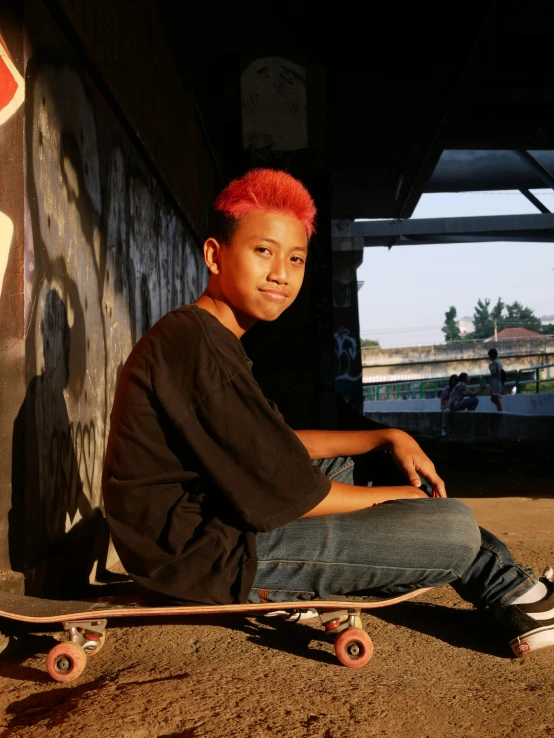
left=250, top=236, right=308, bottom=253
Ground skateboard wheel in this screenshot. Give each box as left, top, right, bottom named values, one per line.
left=334, top=628, right=373, bottom=669
left=84, top=632, right=105, bottom=657
left=46, top=642, right=87, bottom=683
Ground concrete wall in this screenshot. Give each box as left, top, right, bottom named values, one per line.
left=364, top=393, right=554, bottom=416
left=53, top=0, right=219, bottom=236
left=365, top=410, right=554, bottom=441
left=362, top=338, right=554, bottom=383
left=0, top=0, right=210, bottom=595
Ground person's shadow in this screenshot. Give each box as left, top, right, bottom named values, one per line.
left=10, top=290, right=118, bottom=598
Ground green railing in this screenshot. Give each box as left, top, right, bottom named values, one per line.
left=363, top=363, right=554, bottom=402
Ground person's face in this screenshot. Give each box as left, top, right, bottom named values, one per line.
left=208, top=210, right=308, bottom=323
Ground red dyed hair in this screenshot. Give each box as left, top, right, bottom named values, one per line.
left=213, top=169, right=317, bottom=239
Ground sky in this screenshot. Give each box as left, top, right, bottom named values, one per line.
left=356, top=189, right=554, bottom=348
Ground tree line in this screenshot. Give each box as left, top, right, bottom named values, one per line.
left=442, top=299, right=554, bottom=341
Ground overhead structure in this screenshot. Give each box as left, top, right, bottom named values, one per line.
left=332, top=149, right=554, bottom=247
left=159, top=1, right=554, bottom=221
left=158, top=1, right=554, bottom=413
left=332, top=211, right=554, bottom=248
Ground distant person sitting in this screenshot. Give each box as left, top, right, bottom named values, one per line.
left=440, top=374, right=458, bottom=437
left=448, top=372, right=482, bottom=413
left=488, top=348, right=504, bottom=412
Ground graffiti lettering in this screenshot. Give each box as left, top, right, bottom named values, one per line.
left=334, top=326, right=362, bottom=382
left=6, top=44, right=207, bottom=593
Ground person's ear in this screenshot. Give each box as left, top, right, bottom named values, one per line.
left=204, top=237, right=222, bottom=275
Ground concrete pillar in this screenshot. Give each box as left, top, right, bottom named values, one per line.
left=239, top=58, right=337, bottom=430
left=331, top=237, right=364, bottom=412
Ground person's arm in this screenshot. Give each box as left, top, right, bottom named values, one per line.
left=460, top=382, right=482, bottom=398
left=301, top=480, right=429, bottom=518
left=295, top=428, right=392, bottom=459
left=294, top=428, right=446, bottom=497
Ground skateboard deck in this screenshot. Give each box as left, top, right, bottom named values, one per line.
left=0, top=587, right=433, bottom=681
left=0, top=587, right=432, bottom=623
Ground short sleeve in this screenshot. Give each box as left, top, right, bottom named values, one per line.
left=152, top=338, right=330, bottom=533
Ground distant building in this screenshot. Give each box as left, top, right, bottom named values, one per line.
left=457, top=316, right=474, bottom=335
left=540, top=315, right=554, bottom=326
left=485, top=327, right=544, bottom=342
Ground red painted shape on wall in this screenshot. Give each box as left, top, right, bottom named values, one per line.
left=0, top=36, right=24, bottom=126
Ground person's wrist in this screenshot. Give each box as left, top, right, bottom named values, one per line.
left=395, top=485, right=427, bottom=499
left=379, top=428, right=405, bottom=449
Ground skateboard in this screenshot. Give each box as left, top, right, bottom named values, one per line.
left=0, top=587, right=432, bottom=682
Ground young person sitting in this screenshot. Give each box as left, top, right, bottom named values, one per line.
left=448, top=372, right=483, bottom=412
left=102, top=168, right=554, bottom=657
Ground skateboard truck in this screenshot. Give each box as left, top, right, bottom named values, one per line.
left=42, top=619, right=108, bottom=683
left=62, top=618, right=107, bottom=655
left=319, top=608, right=363, bottom=633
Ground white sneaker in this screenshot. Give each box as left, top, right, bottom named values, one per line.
left=502, top=567, right=554, bottom=656
left=264, top=608, right=319, bottom=622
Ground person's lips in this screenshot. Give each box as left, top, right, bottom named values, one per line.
left=259, top=288, right=289, bottom=303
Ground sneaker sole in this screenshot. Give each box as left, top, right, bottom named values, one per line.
left=510, top=624, right=554, bottom=656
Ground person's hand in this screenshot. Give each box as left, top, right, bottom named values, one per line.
left=386, top=430, right=447, bottom=497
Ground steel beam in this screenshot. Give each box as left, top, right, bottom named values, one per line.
left=515, top=150, right=554, bottom=190
left=519, top=188, right=551, bottom=214
left=331, top=212, right=554, bottom=247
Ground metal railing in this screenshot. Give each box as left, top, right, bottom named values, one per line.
left=362, top=363, right=554, bottom=402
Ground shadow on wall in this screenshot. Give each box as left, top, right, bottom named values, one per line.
left=6, top=37, right=206, bottom=596
left=10, top=290, right=118, bottom=597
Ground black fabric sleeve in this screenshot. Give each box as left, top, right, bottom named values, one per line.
left=190, top=373, right=331, bottom=531
left=151, top=321, right=330, bottom=532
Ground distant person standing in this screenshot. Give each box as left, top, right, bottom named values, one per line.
left=448, top=372, right=483, bottom=413
left=440, top=374, right=458, bottom=437
left=488, top=348, right=504, bottom=412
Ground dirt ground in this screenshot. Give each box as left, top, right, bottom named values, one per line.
left=1, top=440, right=553, bottom=738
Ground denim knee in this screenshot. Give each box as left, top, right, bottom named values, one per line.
left=437, top=499, right=481, bottom=576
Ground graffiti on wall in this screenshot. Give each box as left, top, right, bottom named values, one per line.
left=334, top=325, right=362, bottom=383
left=0, top=26, right=26, bottom=583
left=0, top=34, right=24, bottom=293
left=333, top=260, right=363, bottom=411
left=8, top=46, right=207, bottom=595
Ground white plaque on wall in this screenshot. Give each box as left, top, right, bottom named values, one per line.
left=241, top=57, right=308, bottom=152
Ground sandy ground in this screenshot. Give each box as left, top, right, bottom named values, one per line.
left=1, top=440, right=553, bottom=738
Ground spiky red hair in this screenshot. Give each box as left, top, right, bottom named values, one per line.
left=213, top=168, right=317, bottom=238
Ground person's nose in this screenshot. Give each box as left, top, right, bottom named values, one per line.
left=267, top=254, right=288, bottom=285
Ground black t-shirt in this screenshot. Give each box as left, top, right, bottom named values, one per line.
left=102, top=305, right=331, bottom=605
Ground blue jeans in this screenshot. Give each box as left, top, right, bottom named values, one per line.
left=453, top=397, right=479, bottom=411
left=249, top=453, right=537, bottom=609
